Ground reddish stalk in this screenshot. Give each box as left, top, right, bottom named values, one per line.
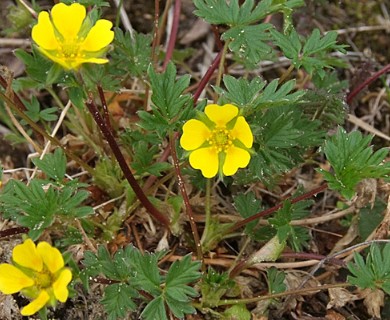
left=0, top=227, right=29, bottom=239
left=162, top=0, right=181, bottom=71
left=193, top=50, right=222, bottom=103
left=227, top=183, right=328, bottom=234
left=347, top=63, right=390, bottom=105
left=169, top=133, right=203, bottom=263
left=97, top=85, right=113, bottom=132
left=85, top=95, right=170, bottom=227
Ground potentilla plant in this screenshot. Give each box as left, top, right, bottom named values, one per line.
left=0, top=0, right=390, bottom=319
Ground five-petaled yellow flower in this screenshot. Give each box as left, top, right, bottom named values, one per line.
left=32, top=2, right=114, bottom=70
left=180, top=104, right=253, bottom=178
left=0, top=239, right=72, bottom=316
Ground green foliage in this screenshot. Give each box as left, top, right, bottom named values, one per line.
left=200, top=268, right=236, bottom=307
left=267, top=267, right=286, bottom=294
left=110, top=29, right=152, bottom=78
left=0, top=149, right=92, bottom=239
left=236, top=194, right=311, bottom=251
left=347, top=243, right=390, bottom=294
left=138, top=62, right=194, bottom=137
left=81, top=245, right=201, bottom=319
left=358, top=200, right=385, bottom=240
left=32, top=148, right=66, bottom=181
left=193, top=0, right=303, bottom=26
left=22, top=96, right=58, bottom=123
left=0, top=179, right=92, bottom=239
left=271, top=28, right=346, bottom=78
left=216, top=76, right=304, bottom=110
left=319, top=128, right=390, bottom=199
left=236, top=105, right=324, bottom=185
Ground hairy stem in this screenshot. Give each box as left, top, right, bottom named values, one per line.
left=85, top=95, right=170, bottom=227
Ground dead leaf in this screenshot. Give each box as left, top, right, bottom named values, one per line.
left=325, top=309, right=346, bottom=320
left=360, top=288, right=384, bottom=319
left=327, top=287, right=358, bottom=309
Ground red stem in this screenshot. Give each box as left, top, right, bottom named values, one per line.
left=162, top=0, right=181, bottom=71
left=85, top=95, right=170, bottom=227
left=227, top=183, right=328, bottom=234
left=347, top=63, right=390, bottom=105
left=193, top=50, right=222, bottom=103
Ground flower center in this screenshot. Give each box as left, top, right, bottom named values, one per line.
left=57, top=37, right=85, bottom=59
left=208, top=128, right=233, bottom=152
left=35, top=271, right=52, bottom=289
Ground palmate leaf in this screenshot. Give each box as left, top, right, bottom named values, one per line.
left=222, top=24, right=273, bottom=65
left=319, top=128, right=390, bottom=199
left=194, top=0, right=302, bottom=26
left=101, top=283, right=138, bottom=320
left=236, top=105, right=324, bottom=185
left=348, top=243, right=390, bottom=295
left=271, top=28, right=346, bottom=78
left=32, top=148, right=66, bottom=181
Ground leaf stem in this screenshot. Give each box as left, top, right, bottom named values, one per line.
left=169, top=132, right=203, bottom=263
left=85, top=95, right=170, bottom=227
left=227, top=183, right=328, bottom=234
left=347, top=63, right=390, bottom=104
left=200, top=178, right=212, bottom=248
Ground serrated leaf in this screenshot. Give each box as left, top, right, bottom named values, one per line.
left=222, top=24, right=273, bottom=65
left=101, top=283, right=138, bottom=320
left=141, top=296, right=167, bottom=320
left=319, top=128, right=390, bottom=199
left=267, top=267, right=286, bottom=294
left=217, top=75, right=266, bottom=107
left=32, top=148, right=66, bottom=181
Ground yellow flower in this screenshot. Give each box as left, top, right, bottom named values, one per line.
left=31, top=3, right=114, bottom=70
left=0, top=239, right=72, bottom=316
left=180, top=104, right=253, bottom=178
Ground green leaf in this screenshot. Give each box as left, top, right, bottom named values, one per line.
left=101, top=283, right=138, bottom=320
left=32, top=148, right=66, bottom=181
left=319, top=128, right=390, bottom=199
left=222, top=24, right=273, bottom=65
left=234, top=192, right=262, bottom=237
left=267, top=267, right=286, bottom=294
left=138, top=63, right=193, bottom=137
left=141, top=296, right=167, bottom=320
left=110, top=29, right=152, bottom=77
left=217, top=75, right=266, bottom=108
left=347, top=243, right=390, bottom=295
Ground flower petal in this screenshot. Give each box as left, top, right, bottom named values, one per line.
left=81, top=19, right=114, bottom=52
left=13, top=239, right=43, bottom=272
left=21, top=289, right=50, bottom=316
left=230, top=116, right=253, bottom=148
left=0, top=264, right=34, bottom=294
left=53, top=269, right=72, bottom=302
left=180, top=119, right=211, bottom=151
left=51, top=3, right=86, bottom=40
left=205, top=104, right=238, bottom=127
left=223, top=146, right=251, bottom=176
left=37, top=242, right=64, bottom=274
left=32, top=11, right=59, bottom=50
left=189, top=147, right=219, bottom=178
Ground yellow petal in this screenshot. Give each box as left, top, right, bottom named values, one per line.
left=32, top=11, right=59, bottom=50
left=180, top=119, right=211, bottom=151
left=37, top=242, right=64, bottom=274
left=53, top=269, right=72, bottom=302
left=205, top=104, right=238, bottom=127
left=230, top=116, right=253, bottom=148
left=189, top=147, right=219, bottom=178
left=81, top=19, right=114, bottom=52
left=223, top=146, right=251, bottom=176
left=0, top=264, right=34, bottom=294
left=13, top=239, right=43, bottom=272
left=51, top=3, right=86, bottom=40
left=21, top=290, right=50, bottom=316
